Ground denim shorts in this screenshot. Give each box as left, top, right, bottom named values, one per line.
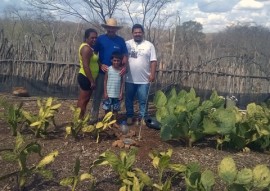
left=102, top=98, right=121, bottom=111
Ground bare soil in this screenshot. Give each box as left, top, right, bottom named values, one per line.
left=0, top=94, right=270, bottom=191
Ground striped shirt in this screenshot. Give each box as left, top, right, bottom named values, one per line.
left=107, top=66, right=121, bottom=98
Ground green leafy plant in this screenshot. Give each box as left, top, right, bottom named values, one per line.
left=0, top=132, right=58, bottom=189
left=65, top=106, right=92, bottom=140
left=205, top=102, right=270, bottom=151
left=82, top=111, right=116, bottom=143
left=149, top=149, right=186, bottom=190
left=22, top=97, right=61, bottom=137
left=154, top=88, right=225, bottom=146
left=0, top=98, right=24, bottom=136
left=183, top=162, right=215, bottom=191
left=218, top=156, right=270, bottom=190
left=60, top=157, right=95, bottom=191
left=91, top=148, right=152, bottom=190
left=203, top=107, right=237, bottom=150
left=235, top=103, right=270, bottom=151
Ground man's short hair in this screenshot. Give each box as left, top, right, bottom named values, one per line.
left=132, top=24, right=144, bottom=33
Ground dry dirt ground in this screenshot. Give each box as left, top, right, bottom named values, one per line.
left=0, top=94, right=270, bottom=191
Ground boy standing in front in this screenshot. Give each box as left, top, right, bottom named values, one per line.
left=102, top=52, right=124, bottom=120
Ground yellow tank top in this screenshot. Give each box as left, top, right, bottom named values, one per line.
left=79, top=43, right=99, bottom=79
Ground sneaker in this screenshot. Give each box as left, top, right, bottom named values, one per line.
left=127, top=117, right=133, bottom=126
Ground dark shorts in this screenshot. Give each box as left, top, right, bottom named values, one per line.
left=102, top=98, right=121, bottom=111
left=78, top=73, right=91, bottom=91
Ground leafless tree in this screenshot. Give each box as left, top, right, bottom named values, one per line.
left=122, top=0, right=173, bottom=42
left=212, top=24, right=270, bottom=75
left=25, top=0, right=123, bottom=24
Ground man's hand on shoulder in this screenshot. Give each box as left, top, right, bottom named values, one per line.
left=120, top=66, right=127, bottom=76
left=100, top=64, right=108, bottom=72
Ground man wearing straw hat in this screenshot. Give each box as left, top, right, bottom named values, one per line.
left=90, top=18, right=128, bottom=123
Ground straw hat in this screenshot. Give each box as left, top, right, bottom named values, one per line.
left=101, top=18, right=122, bottom=30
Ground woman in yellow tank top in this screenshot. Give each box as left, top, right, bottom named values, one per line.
left=77, top=28, right=99, bottom=118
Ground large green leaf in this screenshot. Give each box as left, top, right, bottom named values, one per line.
left=50, top=103, right=61, bottom=110
left=190, top=111, right=202, bottom=129
left=186, top=171, right=200, bottom=188
left=60, top=177, right=74, bottom=186
left=201, top=170, right=215, bottom=191
left=203, top=118, right=218, bottom=135
left=167, top=97, right=178, bottom=114
left=134, top=168, right=152, bottom=186
left=15, top=132, right=24, bottom=151
left=124, top=148, right=137, bottom=169
left=218, top=157, right=237, bottom=184
left=209, top=90, right=225, bottom=108
left=132, top=176, right=140, bottom=191
left=160, top=115, right=177, bottom=141
left=23, top=142, right=42, bottom=156
left=235, top=168, right=253, bottom=185
left=158, top=155, right=171, bottom=171
left=167, top=88, right=177, bottom=100
left=186, top=88, right=197, bottom=101
left=186, top=97, right=200, bottom=112
left=156, top=106, right=169, bottom=122
left=229, top=134, right=247, bottom=150
left=177, top=89, right=187, bottom=98
left=45, top=97, right=53, bottom=107
left=253, top=164, right=270, bottom=188
left=153, top=90, right=167, bottom=108
left=212, top=109, right=236, bottom=135
left=36, top=150, right=58, bottom=168
left=103, top=151, right=121, bottom=170
left=162, top=177, right=172, bottom=191
left=200, top=100, right=214, bottom=113
left=174, top=105, right=187, bottom=115
left=80, top=173, right=94, bottom=181
left=171, top=123, right=188, bottom=139
left=168, top=164, right=186, bottom=172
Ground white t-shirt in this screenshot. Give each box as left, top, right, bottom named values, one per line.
left=125, top=39, right=157, bottom=84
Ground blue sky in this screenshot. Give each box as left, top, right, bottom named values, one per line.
left=1, top=0, right=270, bottom=33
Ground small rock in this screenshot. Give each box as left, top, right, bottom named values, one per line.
left=12, top=87, right=30, bottom=97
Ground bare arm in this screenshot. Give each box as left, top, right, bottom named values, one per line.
left=104, top=71, right=108, bottom=99
left=120, top=54, right=128, bottom=76
left=149, top=61, right=157, bottom=82
left=119, top=74, right=125, bottom=100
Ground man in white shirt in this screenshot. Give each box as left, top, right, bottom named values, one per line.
left=125, top=24, right=157, bottom=125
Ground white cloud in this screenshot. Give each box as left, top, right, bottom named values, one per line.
left=197, top=0, right=240, bottom=13
left=234, top=0, right=264, bottom=10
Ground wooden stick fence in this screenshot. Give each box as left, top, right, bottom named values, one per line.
left=1, top=28, right=270, bottom=105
